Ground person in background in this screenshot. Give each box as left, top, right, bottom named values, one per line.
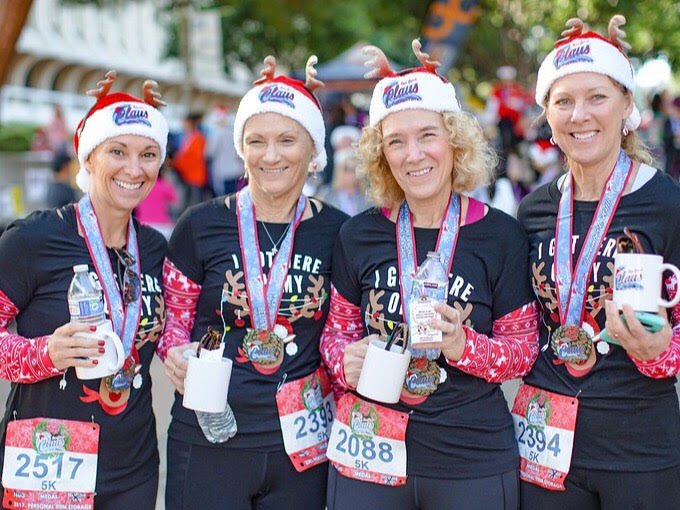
left=206, top=105, right=245, bottom=196
left=316, top=147, right=371, bottom=216
left=135, top=165, right=179, bottom=239
left=172, top=112, right=209, bottom=208
left=663, top=96, right=680, bottom=181
left=46, top=150, right=79, bottom=208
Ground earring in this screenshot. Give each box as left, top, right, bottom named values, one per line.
left=549, top=136, right=556, bottom=146
left=622, top=126, right=629, bottom=136
left=309, top=162, right=321, bottom=180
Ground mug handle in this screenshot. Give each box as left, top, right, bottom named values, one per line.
left=101, top=330, right=126, bottom=371
left=660, top=263, right=680, bottom=308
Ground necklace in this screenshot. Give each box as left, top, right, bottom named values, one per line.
left=260, top=221, right=291, bottom=255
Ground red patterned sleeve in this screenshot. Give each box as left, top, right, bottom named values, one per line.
left=631, top=274, right=680, bottom=379
left=447, top=301, right=539, bottom=383
left=320, top=285, right=365, bottom=398
left=0, top=289, right=62, bottom=383
left=157, top=258, right=202, bottom=361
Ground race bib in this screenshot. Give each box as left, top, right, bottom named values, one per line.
left=327, top=393, right=408, bottom=487
left=2, top=418, right=100, bottom=509
left=511, top=384, right=578, bottom=491
left=276, top=368, right=335, bottom=472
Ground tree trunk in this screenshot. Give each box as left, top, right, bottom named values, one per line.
left=0, top=0, right=34, bottom=86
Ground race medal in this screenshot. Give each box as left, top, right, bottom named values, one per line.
left=327, top=393, right=408, bottom=487
left=553, top=151, right=632, bottom=357
left=403, top=357, right=441, bottom=395
left=511, top=384, right=578, bottom=491
left=550, top=325, right=592, bottom=364
left=2, top=418, right=100, bottom=509
left=242, top=329, right=284, bottom=366
left=276, top=368, right=335, bottom=472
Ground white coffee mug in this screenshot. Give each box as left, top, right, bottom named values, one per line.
left=75, top=320, right=126, bottom=380
left=357, top=339, right=411, bottom=404
left=183, top=352, right=233, bottom=413
left=613, top=253, right=680, bottom=312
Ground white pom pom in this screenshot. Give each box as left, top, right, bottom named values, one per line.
left=75, top=167, right=90, bottom=193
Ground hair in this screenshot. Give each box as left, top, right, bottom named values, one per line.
left=356, top=111, right=496, bottom=208
left=544, top=78, right=653, bottom=166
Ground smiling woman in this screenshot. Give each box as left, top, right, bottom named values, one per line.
left=0, top=70, right=170, bottom=510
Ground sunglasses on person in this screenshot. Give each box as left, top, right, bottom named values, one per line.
left=616, top=227, right=645, bottom=254
left=112, top=248, right=142, bottom=304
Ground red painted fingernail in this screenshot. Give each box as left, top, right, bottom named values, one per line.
left=98, top=340, right=105, bottom=346
left=92, top=359, right=98, bottom=365
left=99, top=347, right=105, bottom=353
left=90, top=326, right=97, bottom=332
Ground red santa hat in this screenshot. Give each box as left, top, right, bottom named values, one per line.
left=364, top=39, right=460, bottom=127
left=535, top=15, right=640, bottom=131
left=529, top=139, right=560, bottom=167
left=233, top=56, right=327, bottom=172
left=73, top=71, right=169, bottom=192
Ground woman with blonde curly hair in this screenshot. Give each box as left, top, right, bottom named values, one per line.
left=320, top=40, right=540, bottom=510
left=516, top=15, right=680, bottom=509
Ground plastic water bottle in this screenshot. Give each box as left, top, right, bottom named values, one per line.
left=68, top=264, right=106, bottom=324
left=196, top=405, right=237, bottom=443
left=408, top=251, right=449, bottom=360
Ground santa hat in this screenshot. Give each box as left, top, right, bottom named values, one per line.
left=330, top=125, right=361, bottom=150
left=73, top=71, right=169, bottom=192
left=529, top=139, right=560, bottom=167
left=535, top=15, right=640, bottom=131
left=233, top=56, right=327, bottom=171
left=365, top=39, right=460, bottom=127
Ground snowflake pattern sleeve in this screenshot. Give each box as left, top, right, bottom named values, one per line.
left=0, top=288, right=62, bottom=383
left=320, top=285, right=365, bottom=397
left=157, top=258, right=201, bottom=361
left=447, top=301, right=539, bottom=383
left=630, top=274, right=680, bottom=379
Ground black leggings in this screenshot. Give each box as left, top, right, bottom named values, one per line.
left=165, top=438, right=327, bottom=510
left=521, top=464, right=680, bottom=510
left=94, top=472, right=158, bottom=510
left=327, top=464, right=518, bottom=510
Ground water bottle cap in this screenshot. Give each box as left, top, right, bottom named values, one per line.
left=73, top=264, right=89, bottom=273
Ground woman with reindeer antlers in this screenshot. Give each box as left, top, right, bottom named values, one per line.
left=159, top=55, right=347, bottom=509
left=516, top=15, right=680, bottom=509
left=320, top=40, right=539, bottom=509
left=0, top=71, right=169, bottom=508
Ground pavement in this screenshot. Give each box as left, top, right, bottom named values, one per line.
left=0, top=363, right=678, bottom=509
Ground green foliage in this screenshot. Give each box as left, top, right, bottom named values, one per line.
left=0, top=123, right=38, bottom=153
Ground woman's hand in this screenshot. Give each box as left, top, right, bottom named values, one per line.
left=604, top=301, right=672, bottom=361
left=47, top=322, right=105, bottom=371
left=418, top=302, right=467, bottom=362
left=342, top=335, right=376, bottom=389
left=164, top=342, right=199, bottom=394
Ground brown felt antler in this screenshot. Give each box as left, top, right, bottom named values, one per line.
left=608, top=14, right=631, bottom=54
left=304, top=55, right=325, bottom=92
left=362, top=45, right=396, bottom=79
left=142, top=80, right=166, bottom=108
left=87, top=70, right=116, bottom=100
left=411, top=39, right=440, bottom=72
left=556, top=18, right=585, bottom=45
left=253, top=55, right=277, bottom=85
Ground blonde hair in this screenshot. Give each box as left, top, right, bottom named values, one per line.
left=357, top=111, right=496, bottom=208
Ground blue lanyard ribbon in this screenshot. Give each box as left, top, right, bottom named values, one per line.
left=75, top=195, right=141, bottom=356
left=236, top=187, right=307, bottom=330
left=395, top=193, right=461, bottom=327
left=554, top=150, right=632, bottom=325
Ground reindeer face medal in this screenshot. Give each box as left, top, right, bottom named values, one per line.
left=552, top=150, right=632, bottom=364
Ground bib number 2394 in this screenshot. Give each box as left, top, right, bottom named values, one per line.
left=511, top=384, right=578, bottom=491
left=327, top=393, right=408, bottom=487
left=2, top=417, right=100, bottom=509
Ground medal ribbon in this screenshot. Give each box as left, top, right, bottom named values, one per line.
left=395, top=193, right=461, bottom=327
left=554, top=150, right=632, bottom=326
left=236, top=187, right=307, bottom=330
left=75, top=195, right=142, bottom=356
